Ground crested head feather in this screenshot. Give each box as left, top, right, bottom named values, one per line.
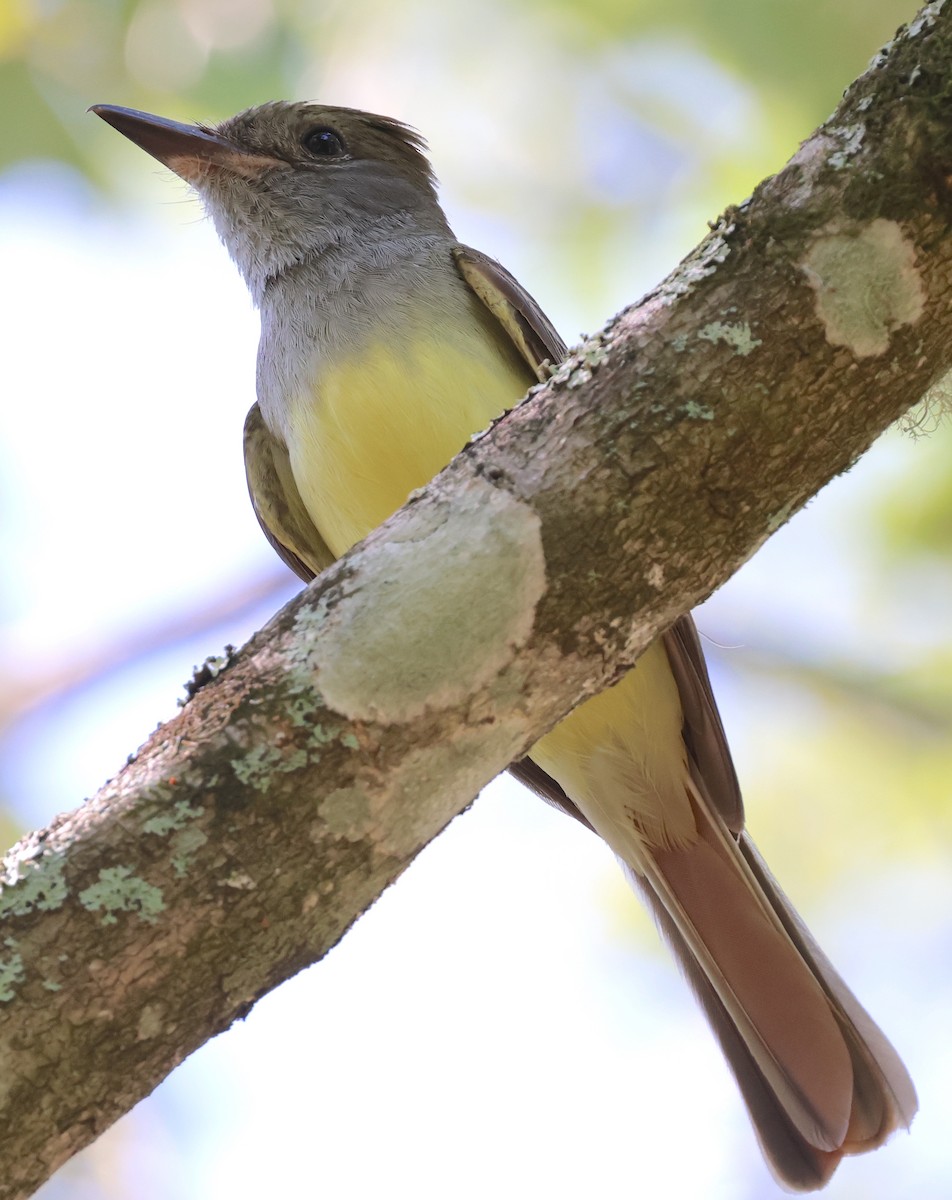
left=207, top=101, right=438, bottom=195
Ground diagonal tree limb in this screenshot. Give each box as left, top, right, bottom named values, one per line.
left=4, top=4, right=952, bottom=1195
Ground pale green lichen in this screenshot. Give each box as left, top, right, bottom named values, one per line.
left=282, top=749, right=310, bottom=772
left=802, top=219, right=925, bottom=357
left=286, top=694, right=319, bottom=727
left=230, top=744, right=284, bottom=793
left=373, top=734, right=516, bottom=858
left=0, top=945, right=25, bottom=1002
left=581, top=342, right=610, bottom=369
left=318, top=786, right=372, bottom=842
left=767, top=501, right=796, bottom=532
left=170, top=826, right=208, bottom=877
left=547, top=335, right=608, bottom=388
left=78, top=866, right=164, bottom=926
left=230, top=740, right=315, bottom=794
left=697, top=321, right=762, bottom=357
left=287, top=595, right=332, bottom=691
left=308, top=724, right=338, bottom=748
left=828, top=124, right=865, bottom=169
left=667, top=233, right=732, bottom=299
left=234, top=640, right=330, bottom=768
left=42, top=979, right=62, bottom=992
left=310, top=478, right=546, bottom=724
left=142, top=798, right=204, bottom=838
left=682, top=400, right=715, bottom=421
left=0, top=848, right=68, bottom=918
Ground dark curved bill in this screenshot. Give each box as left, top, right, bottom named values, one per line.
left=90, top=105, right=235, bottom=164
left=89, top=104, right=279, bottom=180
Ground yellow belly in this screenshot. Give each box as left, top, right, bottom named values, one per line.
left=289, top=332, right=693, bottom=858
left=289, top=336, right=531, bottom=560
left=532, top=642, right=695, bottom=855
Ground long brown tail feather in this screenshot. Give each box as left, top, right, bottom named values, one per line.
left=631, top=877, right=842, bottom=1191
left=623, top=810, right=916, bottom=1190
left=737, top=836, right=918, bottom=1147
left=640, top=808, right=854, bottom=1153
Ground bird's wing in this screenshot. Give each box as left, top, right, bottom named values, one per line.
left=662, top=614, right=744, bottom=830
left=453, top=245, right=567, bottom=381
left=243, top=402, right=336, bottom=584
left=455, top=245, right=595, bottom=825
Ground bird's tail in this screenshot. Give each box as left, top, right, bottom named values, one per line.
left=624, top=786, right=916, bottom=1191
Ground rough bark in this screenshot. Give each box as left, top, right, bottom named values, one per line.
left=4, top=4, right=952, bottom=1195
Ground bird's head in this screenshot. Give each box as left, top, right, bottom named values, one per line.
left=92, top=101, right=448, bottom=299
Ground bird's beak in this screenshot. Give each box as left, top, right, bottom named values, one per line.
left=90, top=104, right=281, bottom=182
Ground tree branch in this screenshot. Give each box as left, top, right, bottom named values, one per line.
left=4, top=4, right=952, bottom=1195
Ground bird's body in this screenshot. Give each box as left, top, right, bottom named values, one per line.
left=257, top=229, right=695, bottom=894
left=94, top=99, right=917, bottom=1190
left=261, top=237, right=698, bottom=893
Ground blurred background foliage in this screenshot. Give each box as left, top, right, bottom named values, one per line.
left=2, top=0, right=952, bottom=1198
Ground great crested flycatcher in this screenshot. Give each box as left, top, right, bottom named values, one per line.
left=92, top=101, right=916, bottom=1189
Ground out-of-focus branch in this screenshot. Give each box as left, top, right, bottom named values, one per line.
left=0, top=566, right=295, bottom=732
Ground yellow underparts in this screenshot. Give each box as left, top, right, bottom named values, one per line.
left=289, top=332, right=696, bottom=859
left=289, top=336, right=524, bottom=557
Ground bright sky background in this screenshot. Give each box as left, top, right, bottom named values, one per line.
left=2, top=1, right=950, bottom=1197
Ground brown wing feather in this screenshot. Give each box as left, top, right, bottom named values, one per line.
left=243, top=402, right=336, bottom=584
left=453, top=245, right=567, bottom=381
left=508, top=757, right=594, bottom=833
left=662, top=614, right=743, bottom=831
left=452, top=246, right=598, bottom=827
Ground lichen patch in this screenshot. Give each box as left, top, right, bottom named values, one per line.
left=78, top=866, right=165, bottom=926
left=827, top=124, right=866, bottom=170
left=313, top=478, right=546, bottom=724
left=801, top=219, right=925, bottom=357
left=318, top=786, right=372, bottom=842
left=371, top=729, right=518, bottom=858
left=0, top=848, right=68, bottom=918
left=0, top=945, right=25, bottom=1003
left=697, top=321, right=762, bottom=357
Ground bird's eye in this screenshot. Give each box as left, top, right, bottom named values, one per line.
left=302, top=127, right=346, bottom=157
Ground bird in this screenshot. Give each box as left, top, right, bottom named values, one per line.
left=92, top=100, right=917, bottom=1189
